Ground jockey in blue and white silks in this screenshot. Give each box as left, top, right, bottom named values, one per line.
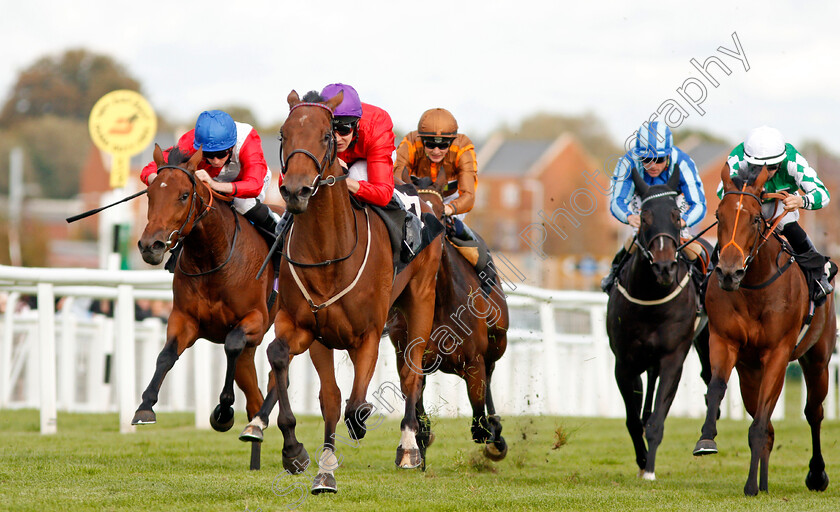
left=610, top=122, right=706, bottom=231
left=601, top=121, right=707, bottom=293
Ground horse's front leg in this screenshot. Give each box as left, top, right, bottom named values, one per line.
left=239, top=370, right=277, bottom=442
left=132, top=310, right=198, bottom=425
left=310, top=342, right=341, bottom=494
left=344, top=333, right=381, bottom=441
left=266, top=326, right=312, bottom=474
left=642, top=346, right=690, bottom=480
left=614, top=362, right=647, bottom=475
left=693, top=333, right=738, bottom=456
left=211, top=311, right=266, bottom=432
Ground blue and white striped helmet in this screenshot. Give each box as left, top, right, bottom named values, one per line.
left=634, top=121, right=673, bottom=159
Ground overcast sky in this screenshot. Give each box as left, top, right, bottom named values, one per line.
left=2, top=0, right=839, bottom=157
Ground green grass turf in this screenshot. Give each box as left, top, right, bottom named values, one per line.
left=1, top=400, right=839, bottom=511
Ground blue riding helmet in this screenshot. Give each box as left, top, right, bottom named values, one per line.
left=194, top=110, right=237, bottom=152
left=634, top=121, right=673, bottom=159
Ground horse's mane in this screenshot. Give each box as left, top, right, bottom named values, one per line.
left=734, top=163, right=762, bottom=188
left=302, top=90, right=325, bottom=103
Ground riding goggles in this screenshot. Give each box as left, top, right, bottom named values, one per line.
left=422, top=138, right=453, bottom=150
left=204, top=149, right=231, bottom=160
left=332, top=119, right=358, bottom=136
left=641, top=155, right=667, bottom=164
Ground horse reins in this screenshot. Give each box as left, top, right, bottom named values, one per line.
left=721, top=186, right=790, bottom=269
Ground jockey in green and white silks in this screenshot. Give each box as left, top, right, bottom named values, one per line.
left=717, top=126, right=833, bottom=302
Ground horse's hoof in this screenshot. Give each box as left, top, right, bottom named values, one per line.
left=239, top=424, right=264, bottom=442
left=131, top=409, right=156, bottom=425
left=484, top=437, right=507, bottom=461
left=282, top=446, right=311, bottom=474
left=209, top=405, right=235, bottom=432
left=640, top=471, right=656, bottom=481
left=744, top=481, right=759, bottom=496
left=395, top=447, right=423, bottom=469
left=311, top=473, right=337, bottom=494
left=693, top=439, right=718, bottom=456
left=806, top=470, right=829, bottom=491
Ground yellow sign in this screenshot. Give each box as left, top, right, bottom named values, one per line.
left=88, top=90, right=157, bottom=188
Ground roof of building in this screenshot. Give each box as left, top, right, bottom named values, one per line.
left=481, top=140, right=555, bottom=177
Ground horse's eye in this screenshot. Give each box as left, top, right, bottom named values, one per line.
left=323, top=133, right=331, bottom=144
left=179, top=192, right=189, bottom=201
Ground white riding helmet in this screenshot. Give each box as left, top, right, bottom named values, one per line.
left=743, top=126, right=786, bottom=165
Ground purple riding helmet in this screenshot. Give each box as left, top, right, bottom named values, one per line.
left=321, top=83, right=363, bottom=118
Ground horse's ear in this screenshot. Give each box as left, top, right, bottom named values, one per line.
left=153, top=144, right=164, bottom=167
left=433, top=164, right=448, bottom=191
left=720, top=162, right=736, bottom=192
left=400, top=166, right=411, bottom=185
left=667, top=163, right=681, bottom=191
left=287, top=90, right=300, bottom=109
left=631, top=165, right=649, bottom=197
left=753, top=166, right=770, bottom=191
left=325, top=90, right=344, bottom=112
left=186, top=146, right=203, bottom=171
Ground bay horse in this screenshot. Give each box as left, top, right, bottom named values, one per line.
left=133, top=146, right=279, bottom=441
left=388, top=174, right=509, bottom=464
left=694, top=165, right=836, bottom=496
left=606, top=165, right=711, bottom=480
left=242, top=90, right=441, bottom=494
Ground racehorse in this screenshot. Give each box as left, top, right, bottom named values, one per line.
left=242, top=90, right=442, bottom=494
left=693, top=165, right=836, bottom=496
left=388, top=173, right=509, bottom=464
left=606, top=165, right=711, bottom=480
left=133, top=146, right=279, bottom=439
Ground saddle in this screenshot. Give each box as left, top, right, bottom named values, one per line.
left=352, top=185, right=445, bottom=275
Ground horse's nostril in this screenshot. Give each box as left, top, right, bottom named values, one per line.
left=299, top=187, right=313, bottom=198
left=151, top=240, right=166, bottom=252
left=734, top=269, right=746, bottom=280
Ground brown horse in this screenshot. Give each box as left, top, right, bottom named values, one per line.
left=694, top=164, right=836, bottom=495
left=388, top=173, right=509, bottom=464
left=133, top=146, right=278, bottom=438
left=243, top=90, right=441, bottom=494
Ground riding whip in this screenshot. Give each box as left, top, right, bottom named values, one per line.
left=66, top=189, right=147, bottom=223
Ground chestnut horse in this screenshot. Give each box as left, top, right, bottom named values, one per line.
left=694, top=165, right=836, bottom=495
left=389, top=174, right=509, bottom=465
left=133, top=146, right=278, bottom=439
left=607, top=166, right=711, bottom=481
left=242, top=90, right=441, bottom=494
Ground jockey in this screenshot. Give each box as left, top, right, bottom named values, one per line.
left=601, top=121, right=707, bottom=292
left=319, top=83, right=395, bottom=206
left=141, top=110, right=280, bottom=271
left=719, top=125, right=833, bottom=301
left=393, top=108, right=497, bottom=294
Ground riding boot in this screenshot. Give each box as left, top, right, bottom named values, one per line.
left=600, top=247, right=629, bottom=293
left=164, top=245, right=182, bottom=274
left=244, top=202, right=280, bottom=239
left=782, top=223, right=834, bottom=303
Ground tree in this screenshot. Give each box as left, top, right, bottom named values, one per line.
left=0, top=48, right=141, bottom=128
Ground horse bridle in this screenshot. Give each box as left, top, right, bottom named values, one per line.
left=278, top=102, right=349, bottom=197
left=634, top=190, right=681, bottom=263
left=720, top=186, right=773, bottom=269
left=155, top=164, right=240, bottom=276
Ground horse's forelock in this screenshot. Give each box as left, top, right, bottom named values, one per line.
left=301, top=90, right=325, bottom=103
left=166, top=147, right=191, bottom=165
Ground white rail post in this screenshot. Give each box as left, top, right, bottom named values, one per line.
left=58, top=297, right=77, bottom=410
left=115, top=284, right=136, bottom=433
left=193, top=339, right=213, bottom=429
left=540, top=301, right=557, bottom=415
left=37, top=283, right=57, bottom=434
left=0, top=291, right=19, bottom=407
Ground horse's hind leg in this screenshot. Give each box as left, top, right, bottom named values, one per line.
left=464, top=357, right=491, bottom=444
left=615, top=364, right=647, bottom=476
left=240, top=370, right=277, bottom=443
left=800, top=351, right=832, bottom=492
left=132, top=311, right=198, bottom=425
left=266, top=338, right=310, bottom=474
left=233, top=345, right=264, bottom=421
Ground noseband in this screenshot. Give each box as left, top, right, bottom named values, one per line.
left=720, top=187, right=769, bottom=269
left=279, top=102, right=349, bottom=196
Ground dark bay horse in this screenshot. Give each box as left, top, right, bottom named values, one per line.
left=388, top=174, right=509, bottom=464
left=607, top=166, right=711, bottom=480
left=694, top=165, right=836, bottom=496
left=243, top=90, right=441, bottom=494
left=133, top=146, right=279, bottom=438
